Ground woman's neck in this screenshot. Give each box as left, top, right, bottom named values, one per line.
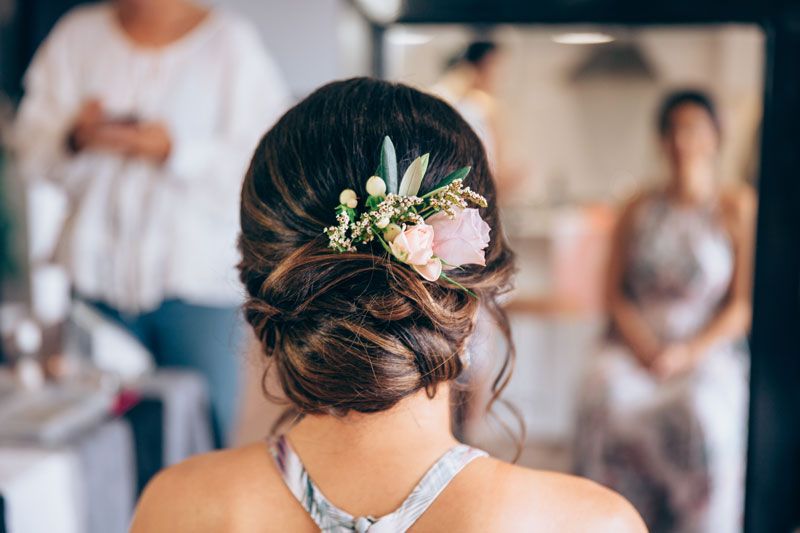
left=116, top=1, right=208, bottom=48
left=668, top=161, right=716, bottom=205
left=288, top=384, right=457, bottom=457
left=282, top=385, right=460, bottom=516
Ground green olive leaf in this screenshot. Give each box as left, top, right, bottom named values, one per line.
left=398, top=153, right=429, bottom=197
left=422, top=166, right=471, bottom=198
left=375, top=136, right=399, bottom=195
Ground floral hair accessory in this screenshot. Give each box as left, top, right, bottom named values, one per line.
left=324, top=136, right=490, bottom=295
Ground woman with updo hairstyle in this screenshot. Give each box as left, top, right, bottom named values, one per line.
left=574, top=90, right=756, bottom=532
left=131, top=77, right=644, bottom=532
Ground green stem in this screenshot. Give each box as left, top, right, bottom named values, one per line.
left=439, top=272, right=478, bottom=299
left=418, top=206, right=437, bottom=219
left=375, top=233, right=393, bottom=255
left=439, top=258, right=464, bottom=271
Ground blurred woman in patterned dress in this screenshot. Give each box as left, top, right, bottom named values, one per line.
left=574, top=90, right=756, bottom=532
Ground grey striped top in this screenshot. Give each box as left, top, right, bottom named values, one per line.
left=269, top=435, right=487, bottom=532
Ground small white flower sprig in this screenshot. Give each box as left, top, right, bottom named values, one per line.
left=324, top=136, right=490, bottom=295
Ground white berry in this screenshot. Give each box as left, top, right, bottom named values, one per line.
left=365, top=176, right=387, bottom=197
left=383, top=223, right=402, bottom=242
left=339, top=189, right=357, bottom=205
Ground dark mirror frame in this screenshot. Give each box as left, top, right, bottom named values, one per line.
left=357, top=2, right=800, bottom=532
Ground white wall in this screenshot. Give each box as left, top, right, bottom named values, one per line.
left=385, top=24, right=764, bottom=204
left=208, top=0, right=372, bottom=98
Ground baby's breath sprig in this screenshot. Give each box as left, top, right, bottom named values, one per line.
left=324, top=209, right=356, bottom=252
left=349, top=212, right=376, bottom=244
left=375, top=194, right=425, bottom=226
left=423, top=179, right=488, bottom=219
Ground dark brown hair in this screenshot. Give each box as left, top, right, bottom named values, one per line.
left=658, top=89, right=720, bottom=136
left=238, top=78, right=517, bottom=434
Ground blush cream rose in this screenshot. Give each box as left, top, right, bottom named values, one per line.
left=427, top=208, right=491, bottom=268
left=388, top=224, right=443, bottom=281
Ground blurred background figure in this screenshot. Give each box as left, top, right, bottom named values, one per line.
left=12, top=0, right=289, bottom=445
left=432, top=41, right=503, bottom=164
left=430, top=39, right=526, bottom=198
left=573, top=91, right=755, bottom=532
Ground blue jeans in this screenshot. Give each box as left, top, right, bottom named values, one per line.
left=89, top=299, right=243, bottom=447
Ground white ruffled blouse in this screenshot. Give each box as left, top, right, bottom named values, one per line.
left=13, top=3, right=289, bottom=312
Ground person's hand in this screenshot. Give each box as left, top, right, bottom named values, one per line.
left=650, top=343, right=697, bottom=380
left=128, top=122, right=172, bottom=163
left=71, top=120, right=172, bottom=164
left=630, top=343, right=660, bottom=371
left=67, top=99, right=105, bottom=153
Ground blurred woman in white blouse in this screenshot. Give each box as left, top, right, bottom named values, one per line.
left=13, top=0, right=290, bottom=445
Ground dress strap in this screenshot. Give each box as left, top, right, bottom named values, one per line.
left=268, top=435, right=487, bottom=532
left=375, top=444, right=487, bottom=532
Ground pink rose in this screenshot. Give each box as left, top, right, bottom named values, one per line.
left=413, top=257, right=443, bottom=282
left=389, top=224, right=442, bottom=281
left=389, top=223, right=435, bottom=266
left=427, top=208, right=491, bottom=269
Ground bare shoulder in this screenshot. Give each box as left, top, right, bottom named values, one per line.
left=718, top=184, right=757, bottom=241
left=500, top=462, right=646, bottom=531
left=433, top=458, right=646, bottom=532
left=720, top=183, right=757, bottom=221
left=608, top=190, right=655, bottom=249
left=621, top=189, right=654, bottom=217
left=616, top=189, right=658, bottom=230
left=130, top=443, right=312, bottom=533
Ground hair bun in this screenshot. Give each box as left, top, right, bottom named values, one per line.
left=241, top=236, right=478, bottom=414
left=238, top=77, right=515, bottom=419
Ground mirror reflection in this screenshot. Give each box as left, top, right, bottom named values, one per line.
left=386, top=24, right=762, bottom=531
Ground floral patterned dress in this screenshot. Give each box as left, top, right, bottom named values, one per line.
left=574, top=192, right=750, bottom=533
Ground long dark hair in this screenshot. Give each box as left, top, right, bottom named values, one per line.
left=238, top=77, right=519, bottom=450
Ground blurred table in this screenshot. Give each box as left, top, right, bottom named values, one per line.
left=0, top=419, right=133, bottom=533
left=0, top=369, right=213, bottom=533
